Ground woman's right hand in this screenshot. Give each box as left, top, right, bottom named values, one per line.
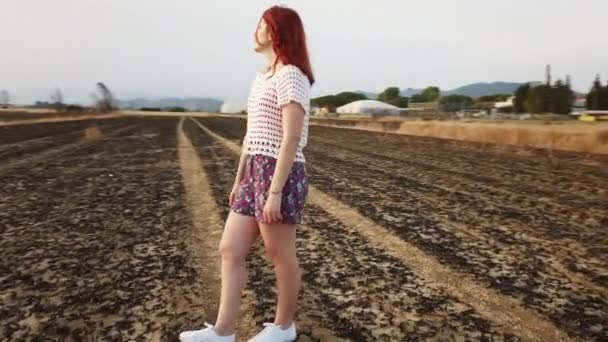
left=228, top=182, right=241, bottom=207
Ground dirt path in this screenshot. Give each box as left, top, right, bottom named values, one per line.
left=185, top=119, right=355, bottom=341
left=187, top=118, right=574, bottom=341
left=191, top=115, right=608, bottom=341
left=176, top=117, right=258, bottom=340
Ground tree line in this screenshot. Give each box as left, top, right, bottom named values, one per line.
left=312, top=86, right=504, bottom=113
left=312, top=76, right=607, bottom=114
left=311, top=86, right=441, bottom=112
left=512, top=79, right=574, bottom=114
left=585, top=75, right=608, bottom=110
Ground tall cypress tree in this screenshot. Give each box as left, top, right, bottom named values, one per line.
left=550, top=79, right=574, bottom=114
left=526, top=85, right=552, bottom=113
left=586, top=75, right=603, bottom=110
left=603, top=81, right=608, bottom=109
left=514, top=83, right=530, bottom=113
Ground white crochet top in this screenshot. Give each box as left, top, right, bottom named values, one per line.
left=245, top=64, right=311, bottom=163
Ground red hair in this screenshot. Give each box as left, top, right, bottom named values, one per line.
left=259, top=6, right=315, bottom=85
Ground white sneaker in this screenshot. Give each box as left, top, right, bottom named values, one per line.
left=247, top=322, right=297, bottom=342
left=179, top=322, right=236, bottom=342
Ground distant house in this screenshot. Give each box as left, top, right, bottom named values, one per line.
left=456, top=109, right=487, bottom=118
left=220, top=101, right=247, bottom=114
left=571, top=94, right=587, bottom=115
left=494, top=96, right=515, bottom=109
left=408, top=102, right=439, bottom=110
left=494, top=96, right=515, bottom=113
left=336, top=100, right=404, bottom=116
left=401, top=101, right=439, bottom=117
left=313, top=106, right=333, bottom=117
left=473, top=102, right=495, bottom=110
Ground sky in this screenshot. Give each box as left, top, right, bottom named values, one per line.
left=1, top=0, right=607, bottom=105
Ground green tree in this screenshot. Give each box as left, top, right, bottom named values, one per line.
left=586, top=76, right=602, bottom=110
left=439, top=94, right=473, bottom=112
left=95, top=82, right=114, bottom=112
left=377, top=87, right=400, bottom=102
left=387, top=96, right=409, bottom=108
left=550, top=79, right=574, bottom=114
left=377, top=87, right=409, bottom=108
left=167, top=106, right=187, bottom=112
left=604, top=81, right=608, bottom=109
left=526, top=84, right=552, bottom=113
left=335, top=92, right=367, bottom=105
left=311, top=92, right=367, bottom=112
left=422, top=86, right=440, bottom=102
left=513, top=83, right=530, bottom=113
left=586, top=75, right=606, bottom=110
left=410, top=94, right=426, bottom=103
left=311, top=95, right=335, bottom=108
left=409, top=86, right=440, bottom=103
left=478, top=93, right=512, bottom=102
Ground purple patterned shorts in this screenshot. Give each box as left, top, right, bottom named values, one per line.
left=230, top=154, right=309, bottom=225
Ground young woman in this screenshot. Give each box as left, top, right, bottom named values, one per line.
left=180, top=5, right=314, bottom=342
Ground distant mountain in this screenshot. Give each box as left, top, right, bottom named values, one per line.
left=358, top=88, right=426, bottom=98
left=355, top=91, right=377, bottom=99
left=400, top=88, right=424, bottom=97
left=444, top=82, right=537, bottom=97
left=116, top=97, right=223, bottom=111
left=326, top=81, right=545, bottom=103
left=388, top=82, right=541, bottom=99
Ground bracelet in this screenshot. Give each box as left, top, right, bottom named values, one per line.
left=269, top=189, right=282, bottom=194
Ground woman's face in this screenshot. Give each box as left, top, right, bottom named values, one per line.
left=254, top=18, right=271, bottom=53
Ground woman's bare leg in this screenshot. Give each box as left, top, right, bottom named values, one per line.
left=259, top=222, right=300, bottom=329
left=213, top=211, right=260, bottom=335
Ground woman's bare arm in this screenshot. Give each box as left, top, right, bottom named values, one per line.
left=268, top=102, right=305, bottom=194
left=233, top=133, right=249, bottom=185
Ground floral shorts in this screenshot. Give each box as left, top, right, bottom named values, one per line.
left=230, top=154, right=309, bottom=225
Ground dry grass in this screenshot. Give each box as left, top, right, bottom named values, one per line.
left=309, top=118, right=608, bottom=155
left=0, top=112, right=124, bottom=126
left=396, top=121, right=608, bottom=154
left=0, top=107, right=57, bottom=114
left=120, top=111, right=608, bottom=154
left=84, top=125, right=103, bottom=141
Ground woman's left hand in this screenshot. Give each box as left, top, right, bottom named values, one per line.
left=263, top=193, right=283, bottom=223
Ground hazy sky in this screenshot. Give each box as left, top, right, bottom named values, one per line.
left=2, top=0, right=607, bottom=104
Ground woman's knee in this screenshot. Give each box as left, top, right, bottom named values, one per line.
left=218, top=211, right=259, bottom=264
left=218, top=240, right=248, bottom=264
left=263, top=243, right=281, bottom=260
left=264, top=243, right=297, bottom=263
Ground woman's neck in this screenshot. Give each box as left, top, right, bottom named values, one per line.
left=262, top=48, right=283, bottom=73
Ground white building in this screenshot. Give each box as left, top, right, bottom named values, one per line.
left=494, top=96, right=515, bottom=110
left=336, top=100, right=403, bottom=116
left=220, top=101, right=247, bottom=114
